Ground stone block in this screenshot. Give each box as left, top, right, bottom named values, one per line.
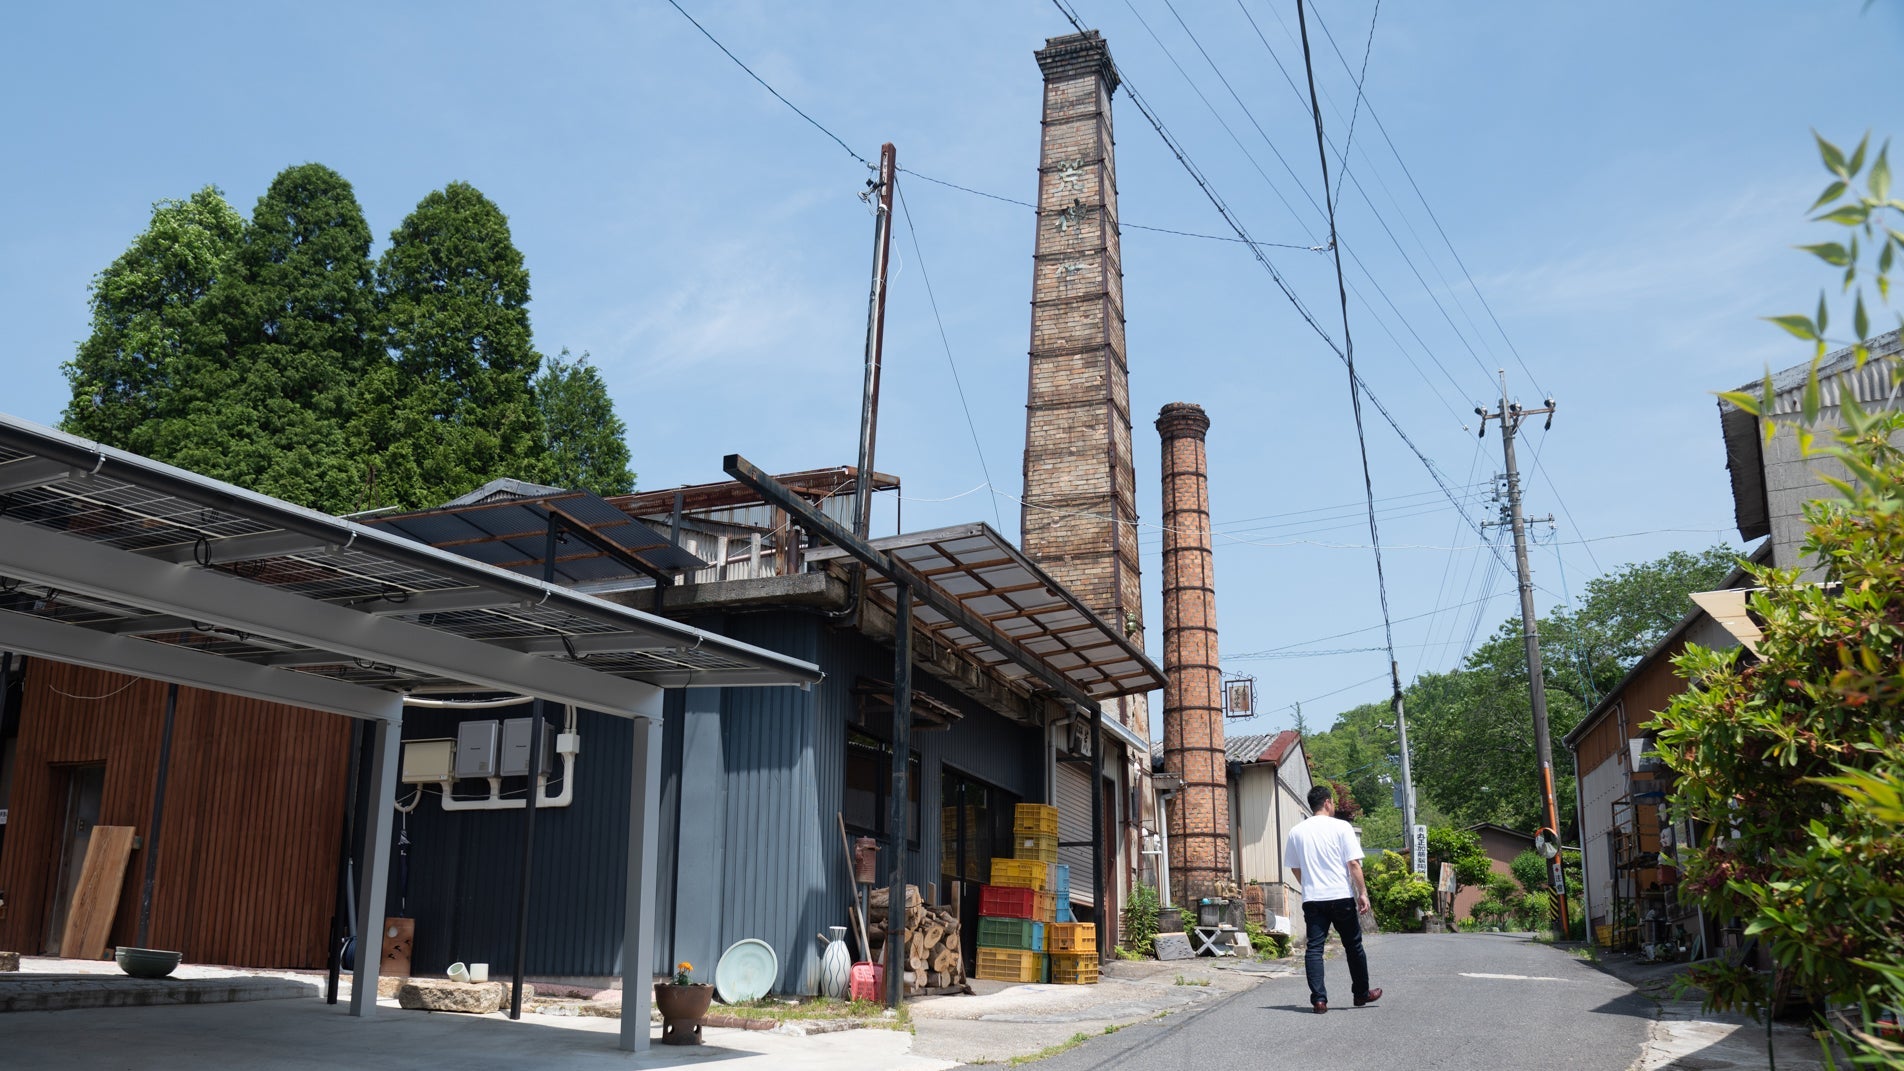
left=1153, top=932, right=1195, bottom=961
left=395, top=979, right=532, bottom=1014
left=0, top=951, right=18, bottom=972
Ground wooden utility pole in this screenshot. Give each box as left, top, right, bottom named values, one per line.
left=853, top=142, right=897, bottom=540
left=1478, top=371, right=1568, bottom=938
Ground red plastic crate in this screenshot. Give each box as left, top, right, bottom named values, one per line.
left=980, top=884, right=1039, bottom=919
left=849, top=962, right=885, bottom=1002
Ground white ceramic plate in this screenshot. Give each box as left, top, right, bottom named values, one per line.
left=714, top=938, right=778, bottom=1004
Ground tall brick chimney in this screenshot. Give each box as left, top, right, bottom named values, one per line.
left=1022, top=30, right=1148, bottom=748
left=1157, top=402, right=1230, bottom=905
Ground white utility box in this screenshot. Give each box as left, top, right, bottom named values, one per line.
left=401, top=739, right=455, bottom=784
left=500, top=717, right=554, bottom=778
left=456, top=720, right=500, bottom=778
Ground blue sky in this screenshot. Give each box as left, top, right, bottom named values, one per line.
left=4, top=2, right=1898, bottom=736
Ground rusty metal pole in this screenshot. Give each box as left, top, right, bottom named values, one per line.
left=853, top=143, right=898, bottom=540
left=886, top=581, right=913, bottom=1007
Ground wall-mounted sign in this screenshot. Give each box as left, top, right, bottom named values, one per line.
left=1223, top=678, right=1255, bottom=718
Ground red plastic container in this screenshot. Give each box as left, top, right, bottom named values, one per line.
left=980, top=884, right=1039, bottom=919
left=848, top=962, right=885, bottom=1002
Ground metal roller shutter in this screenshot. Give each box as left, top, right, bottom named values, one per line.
left=1057, top=764, right=1094, bottom=908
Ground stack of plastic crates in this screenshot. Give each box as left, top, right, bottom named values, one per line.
left=974, top=884, right=1050, bottom=982
left=1050, top=863, right=1074, bottom=922
left=1047, top=921, right=1098, bottom=984
left=1012, top=803, right=1059, bottom=864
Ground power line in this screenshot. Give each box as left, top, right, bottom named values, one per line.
left=1295, top=0, right=1399, bottom=679
left=897, top=166, right=1327, bottom=250
left=894, top=185, right=1006, bottom=531
left=1330, top=0, right=1380, bottom=211
left=662, top=0, right=872, bottom=169
left=1047, top=0, right=1511, bottom=582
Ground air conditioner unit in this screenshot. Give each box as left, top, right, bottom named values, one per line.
left=1068, top=720, right=1093, bottom=757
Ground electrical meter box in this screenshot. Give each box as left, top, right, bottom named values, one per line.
left=401, top=739, right=455, bottom=784
left=500, top=717, right=554, bottom=778
left=455, top=720, right=500, bottom=778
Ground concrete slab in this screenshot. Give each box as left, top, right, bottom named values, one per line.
left=3, top=995, right=955, bottom=1070
left=908, top=954, right=1285, bottom=1065
left=0, top=972, right=317, bottom=1012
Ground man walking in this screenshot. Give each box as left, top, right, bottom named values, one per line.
left=1285, top=784, right=1381, bottom=1014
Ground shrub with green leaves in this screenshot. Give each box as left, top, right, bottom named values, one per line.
left=1363, top=850, right=1433, bottom=932
left=1121, top=882, right=1163, bottom=958
left=1655, top=130, right=1903, bottom=1063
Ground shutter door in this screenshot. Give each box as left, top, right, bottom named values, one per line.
left=1057, top=764, right=1094, bottom=908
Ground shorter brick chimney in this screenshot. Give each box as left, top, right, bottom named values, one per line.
left=1157, top=402, right=1230, bottom=906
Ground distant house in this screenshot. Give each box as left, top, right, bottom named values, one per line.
left=1451, top=823, right=1535, bottom=921
left=1227, top=730, right=1312, bottom=920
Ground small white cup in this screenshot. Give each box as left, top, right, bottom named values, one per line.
left=447, top=961, right=469, bottom=983
left=468, top=963, right=489, bottom=983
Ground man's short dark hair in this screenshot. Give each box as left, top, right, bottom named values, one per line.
left=1308, top=785, right=1335, bottom=813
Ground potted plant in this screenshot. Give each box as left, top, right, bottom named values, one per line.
left=654, top=961, right=714, bottom=1045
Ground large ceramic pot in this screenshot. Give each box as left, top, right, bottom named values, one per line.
left=654, top=983, right=715, bottom=1045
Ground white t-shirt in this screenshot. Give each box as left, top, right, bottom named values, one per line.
left=1284, top=813, right=1364, bottom=902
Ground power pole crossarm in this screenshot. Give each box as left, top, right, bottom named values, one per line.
left=1476, top=371, right=1569, bottom=938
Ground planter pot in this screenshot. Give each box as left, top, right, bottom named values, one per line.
left=820, top=927, right=851, bottom=999
left=654, top=983, right=715, bottom=1045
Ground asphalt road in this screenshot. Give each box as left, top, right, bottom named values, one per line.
left=992, top=932, right=1656, bottom=1071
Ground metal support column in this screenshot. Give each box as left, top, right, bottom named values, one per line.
left=620, top=688, right=665, bottom=1052
left=349, top=703, right=403, bottom=1017
left=886, top=581, right=913, bottom=1008
left=1091, top=707, right=1105, bottom=960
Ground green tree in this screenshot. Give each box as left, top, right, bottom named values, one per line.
left=1653, top=132, right=1903, bottom=1061
left=160, top=163, right=379, bottom=512
left=61, top=187, right=244, bottom=453
left=534, top=348, right=635, bottom=495
left=1402, top=546, right=1736, bottom=831
left=360, top=182, right=546, bottom=508
left=1426, top=827, right=1492, bottom=888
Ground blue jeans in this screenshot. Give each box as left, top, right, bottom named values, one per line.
left=1302, top=898, right=1371, bottom=1005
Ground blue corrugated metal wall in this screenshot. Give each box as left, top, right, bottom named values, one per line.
left=392, top=609, right=1047, bottom=991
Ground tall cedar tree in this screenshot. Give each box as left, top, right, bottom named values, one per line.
left=535, top=349, right=635, bottom=496
left=168, top=164, right=378, bottom=512
left=361, top=182, right=545, bottom=508
left=61, top=187, right=245, bottom=454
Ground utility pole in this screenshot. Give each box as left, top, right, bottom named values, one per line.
left=1390, top=661, right=1420, bottom=877
left=853, top=142, right=898, bottom=540
left=1477, top=371, right=1568, bottom=938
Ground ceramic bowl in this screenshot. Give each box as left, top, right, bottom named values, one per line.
left=115, top=947, right=183, bottom=979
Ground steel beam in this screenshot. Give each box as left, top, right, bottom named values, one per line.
left=349, top=707, right=405, bottom=1016
left=0, top=516, right=651, bottom=718
left=620, top=688, right=666, bottom=1052
left=724, top=455, right=1101, bottom=713
left=0, top=611, right=402, bottom=722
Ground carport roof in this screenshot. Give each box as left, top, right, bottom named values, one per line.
left=0, top=414, right=821, bottom=720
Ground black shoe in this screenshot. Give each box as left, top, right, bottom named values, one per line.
left=1312, top=999, right=1327, bottom=1014
left=1354, top=988, right=1382, bottom=1007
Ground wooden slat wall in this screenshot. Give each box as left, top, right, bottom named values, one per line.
left=0, top=660, right=351, bottom=967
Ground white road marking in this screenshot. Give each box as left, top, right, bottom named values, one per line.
left=1459, top=972, right=1567, bottom=981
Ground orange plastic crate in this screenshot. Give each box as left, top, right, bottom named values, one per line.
left=974, top=947, right=1045, bottom=983
left=990, top=857, right=1048, bottom=890
left=1045, top=922, right=1097, bottom=954
left=1049, top=952, right=1099, bottom=985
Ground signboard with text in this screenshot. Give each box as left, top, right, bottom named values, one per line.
left=1411, top=824, right=1428, bottom=876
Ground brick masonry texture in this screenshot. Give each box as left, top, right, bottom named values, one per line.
left=1023, top=30, right=1145, bottom=704
left=1157, top=402, right=1231, bottom=905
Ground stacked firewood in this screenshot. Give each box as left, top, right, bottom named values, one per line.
left=866, top=885, right=967, bottom=993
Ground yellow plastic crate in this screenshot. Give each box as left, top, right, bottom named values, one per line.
left=1013, top=832, right=1059, bottom=863
left=1050, top=952, right=1099, bottom=985
left=990, top=857, right=1048, bottom=890
left=974, top=947, right=1046, bottom=983
left=1046, top=922, right=1096, bottom=954
left=1012, top=803, right=1059, bottom=836
left=1036, top=891, right=1057, bottom=923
